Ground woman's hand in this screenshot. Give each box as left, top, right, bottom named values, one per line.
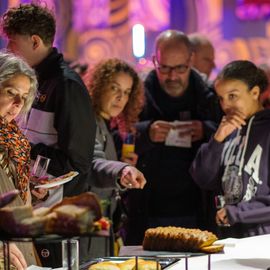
left=214, top=111, right=246, bottom=142
left=2, top=243, right=27, bottom=270
left=31, top=187, right=48, bottom=200
left=30, top=176, right=49, bottom=200
left=121, top=152, right=138, bottom=166
left=119, top=166, right=146, bottom=189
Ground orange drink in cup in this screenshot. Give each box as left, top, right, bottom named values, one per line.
left=121, top=133, right=135, bottom=158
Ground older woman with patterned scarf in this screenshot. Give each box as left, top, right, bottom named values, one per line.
left=0, top=52, right=38, bottom=269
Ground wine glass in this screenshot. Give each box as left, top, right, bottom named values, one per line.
left=30, top=155, right=51, bottom=187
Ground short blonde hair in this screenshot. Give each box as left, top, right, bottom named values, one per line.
left=0, top=51, right=37, bottom=115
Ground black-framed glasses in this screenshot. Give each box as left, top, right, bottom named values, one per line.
left=154, top=58, right=191, bottom=74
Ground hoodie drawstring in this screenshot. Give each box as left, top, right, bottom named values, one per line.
left=238, top=115, right=255, bottom=176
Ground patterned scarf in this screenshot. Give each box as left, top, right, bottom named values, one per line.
left=110, top=113, right=130, bottom=140
left=0, top=117, right=31, bottom=203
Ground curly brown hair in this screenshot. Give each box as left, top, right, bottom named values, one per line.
left=86, top=58, right=144, bottom=133
left=1, top=2, right=55, bottom=46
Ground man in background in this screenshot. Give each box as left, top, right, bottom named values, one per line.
left=188, top=33, right=216, bottom=81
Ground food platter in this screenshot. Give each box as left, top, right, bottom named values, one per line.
left=119, top=245, right=206, bottom=257
left=35, top=171, right=79, bottom=188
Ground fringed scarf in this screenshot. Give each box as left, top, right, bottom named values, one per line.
left=0, top=117, right=31, bottom=203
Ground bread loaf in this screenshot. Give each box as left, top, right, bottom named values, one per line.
left=45, top=204, right=94, bottom=234
left=143, top=226, right=221, bottom=253
left=0, top=192, right=103, bottom=236
left=0, top=205, right=46, bottom=235
left=51, top=192, right=102, bottom=221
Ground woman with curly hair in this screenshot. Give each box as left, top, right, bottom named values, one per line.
left=87, top=58, right=144, bottom=165
left=86, top=58, right=144, bottom=255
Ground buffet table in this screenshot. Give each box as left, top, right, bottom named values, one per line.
left=167, top=234, right=270, bottom=270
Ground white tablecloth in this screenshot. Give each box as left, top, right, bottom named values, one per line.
left=168, top=234, right=270, bottom=270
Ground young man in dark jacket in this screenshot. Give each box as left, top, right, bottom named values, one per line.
left=1, top=3, right=146, bottom=266
left=125, top=30, right=221, bottom=245
left=2, top=3, right=96, bottom=266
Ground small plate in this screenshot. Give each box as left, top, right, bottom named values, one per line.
left=35, top=171, right=79, bottom=189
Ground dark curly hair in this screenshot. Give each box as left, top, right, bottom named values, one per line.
left=86, top=58, right=144, bottom=134
left=216, top=60, right=269, bottom=93
left=1, top=2, right=55, bottom=46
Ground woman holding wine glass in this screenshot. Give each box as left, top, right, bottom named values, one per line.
left=0, top=51, right=40, bottom=268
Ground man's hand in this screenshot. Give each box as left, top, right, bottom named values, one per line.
left=214, top=111, right=246, bottom=143
left=119, top=166, right=146, bottom=189
left=149, top=120, right=173, bottom=142
left=216, top=207, right=230, bottom=226
left=4, top=243, right=27, bottom=270
left=176, top=120, right=204, bottom=142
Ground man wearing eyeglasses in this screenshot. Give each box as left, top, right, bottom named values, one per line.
left=124, top=30, right=221, bottom=245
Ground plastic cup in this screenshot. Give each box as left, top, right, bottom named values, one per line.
left=62, top=239, right=79, bottom=270
left=121, top=133, right=135, bottom=158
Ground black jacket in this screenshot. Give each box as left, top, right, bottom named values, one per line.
left=134, top=69, right=221, bottom=217
left=23, top=48, right=96, bottom=197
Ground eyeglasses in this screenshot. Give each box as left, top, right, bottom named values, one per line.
left=154, top=58, right=191, bottom=74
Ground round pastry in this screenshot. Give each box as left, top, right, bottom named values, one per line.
left=88, top=262, right=120, bottom=270
left=136, top=261, right=161, bottom=270
left=118, top=258, right=145, bottom=270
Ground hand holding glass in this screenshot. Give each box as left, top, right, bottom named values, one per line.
left=31, top=155, right=51, bottom=178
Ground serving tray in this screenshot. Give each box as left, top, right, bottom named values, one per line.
left=0, top=230, right=109, bottom=243
left=81, top=256, right=180, bottom=270
left=119, top=245, right=205, bottom=257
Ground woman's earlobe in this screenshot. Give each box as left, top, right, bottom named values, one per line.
left=251, top=86, right=260, bottom=100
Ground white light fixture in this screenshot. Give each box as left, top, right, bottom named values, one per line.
left=132, top=24, right=145, bottom=58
